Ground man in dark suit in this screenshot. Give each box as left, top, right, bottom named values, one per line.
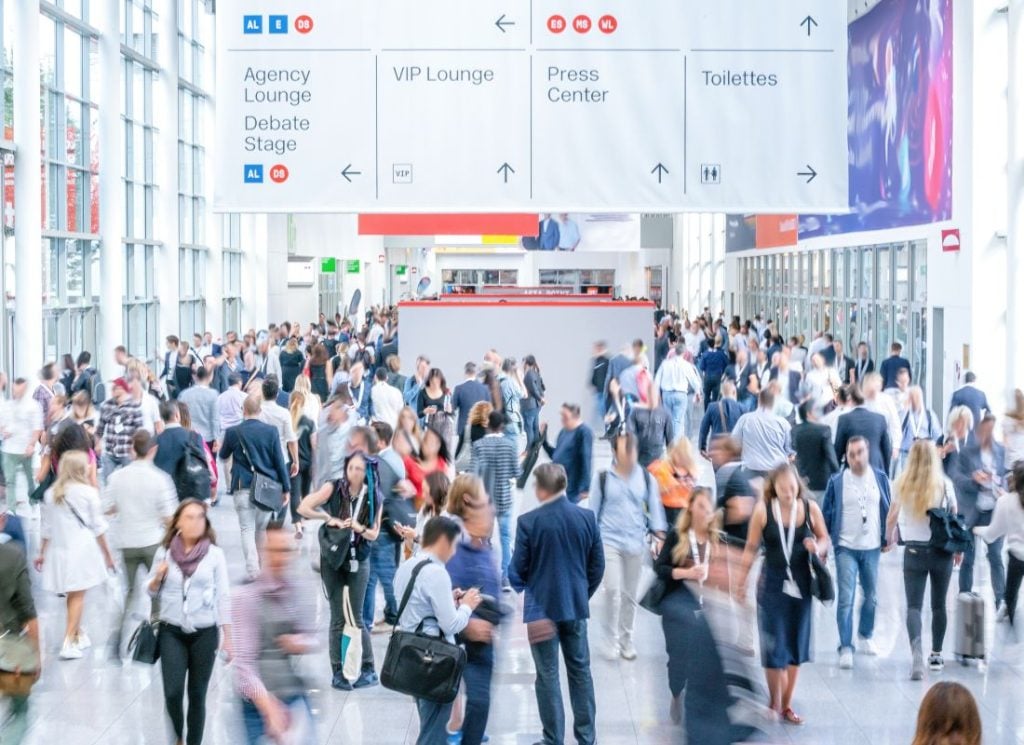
left=509, top=463, right=604, bottom=745
left=219, top=395, right=290, bottom=579
left=831, top=340, right=856, bottom=385
left=724, top=349, right=757, bottom=411
left=153, top=400, right=195, bottom=484
left=878, top=342, right=912, bottom=390
left=834, top=387, right=892, bottom=474
left=953, top=413, right=1007, bottom=610
left=791, top=401, right=840, bottom=500
left=949, top=371, right=991, bottom=437
left=451, top=362, right=490, bottom=457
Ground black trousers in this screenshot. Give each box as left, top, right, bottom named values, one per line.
left=159, top=624, right=219, bottom=745
left=1007, top=554, right=1024, bottom=626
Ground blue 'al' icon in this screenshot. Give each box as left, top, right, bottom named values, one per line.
left=244, top=165, right=264, bottom=184
left=243, top=15, right=263, bottom=34
left=269, top=15, right=289, bottom=34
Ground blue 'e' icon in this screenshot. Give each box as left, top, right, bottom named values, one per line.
left=269, top=15, right=289, bottom=34
left=244, top=164, right=264, bottom=184
left=243, top=15, right=263, bottom=34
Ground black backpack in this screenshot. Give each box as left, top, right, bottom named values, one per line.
left=90, top=374, right=106, bottom=406
left=174, top=438, right=211, bottom=501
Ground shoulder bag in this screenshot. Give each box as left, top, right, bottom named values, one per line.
left=804, top=498, right=835, bottom=603
left=927, top=481, right=972, bottom=554
left=318, top=482, right=354, bottom=571
left=237, top=432, right=284, bottom=512
left=380, top=560, right=467, bottom=704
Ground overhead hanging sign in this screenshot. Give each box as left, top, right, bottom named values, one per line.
left=214, top=1, right=849, bottom=214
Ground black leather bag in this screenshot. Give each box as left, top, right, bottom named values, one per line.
left=927, top=508, right=973, bottom=555
left=808, top=553, right=835, bottom=603
left=639, top=578, right=669, bottom=615
left=128, top=620, right=161, bottom=664
left=381, top=561, right=467, bottom=704
left=318, top=523, right=353, bottom=571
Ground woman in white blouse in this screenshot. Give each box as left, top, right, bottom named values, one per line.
left=34, top=450, right=115, bottom=660
left=148, top=499, right=232, bottom=745
left=1002, top=390, right=1024, bottom=468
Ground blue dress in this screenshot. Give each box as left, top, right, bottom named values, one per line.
left=757, top=499, right=813, bottom=669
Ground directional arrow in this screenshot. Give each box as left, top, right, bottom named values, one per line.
left=497, top=162, right=515, bottom=183
left=800, top=15, right=818, bottom=36
left=341, top=164, right=361, bottom=182
left=797, top=165, right=818, bottom=183
left=651, top=163, right=669, bottom=184
left=495, top=14, right=515, bottom=33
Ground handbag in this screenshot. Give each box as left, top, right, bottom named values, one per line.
left=318, top=482, right=358, bottom=571
left=381, top=560, right=467, bottom=704
left=340, top=586, right=363, bottom=682
left=927, top=509, right=973, bottom=554
left=639, top=577, right=668, bottom=615
left=803, top=498, right=835, bottom=603
left=237, top=433, right=284, bottom=512
left=128, top=620, right=161, bottom=664
left=29, top=467, right=55, bottom=505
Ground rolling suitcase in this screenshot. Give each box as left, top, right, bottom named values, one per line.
left=954, top=592, right=986, bottom=664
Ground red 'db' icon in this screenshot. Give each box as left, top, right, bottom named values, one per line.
left=547, top=15, right=566, bottom=33
left=269, top=164, right=289, bottom=183
left=573, top=15, right=592, bottom=33
left=294, top=15, right=314, bottom=33
left=598, top=15, right=617, bottom=33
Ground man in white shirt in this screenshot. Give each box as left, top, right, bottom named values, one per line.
left=654, top=344, right=702, bottom=441
left=371, top=367, right=403, bottom=429
left=683, top=321, right=704, bottom=360
left=179, top=366, right=221, bottom=448
left=731, top=389, right=793, bottom=475
left=1, top=379, right=43, bottom=511
left=821, top=436, right=891, bottom=669
left=259, top=377, right=299, bottom=478
left=217, top=373, right=247, bottom=437
left=103, top=429, right=177, bottom=659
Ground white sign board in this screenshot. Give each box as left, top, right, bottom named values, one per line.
left=214, top=1, right=849, bottom=214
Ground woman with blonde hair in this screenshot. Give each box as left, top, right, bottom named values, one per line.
left=468, top=401, right=493, bottom=448
left=293, top=373, right=322, bottom=422
left=396, top=405, right=423, bottom=452
left=34, top=450, right=115, bottom=659
left=886, top=439, right=958, bottom=680
left=647, top=437, right=702, bottom=527
left=1003, top=389, right=1024, bottom=467
left=939, top=405, right=973, bottom=475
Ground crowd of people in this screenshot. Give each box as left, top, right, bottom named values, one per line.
left=0, top=304, right=1017, bottom=745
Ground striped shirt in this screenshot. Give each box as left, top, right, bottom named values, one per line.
left=472, top=434, right=519, bottom=514
left=96, top=400, right=144, bottom=461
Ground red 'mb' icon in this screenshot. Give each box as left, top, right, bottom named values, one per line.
left=547, top=15, right=566, bottom=33
left=598, top=15, right=617, bottom=33
left=270, top=165, right=289, bottom=183
left=573, top=15, right=592, bottom=33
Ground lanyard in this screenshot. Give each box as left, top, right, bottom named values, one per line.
left=689, top=529, right=708, bottom=604
left=851, top=473, right=870, bottom=530
left=772, top=498, right=798, bottom=583
left=909, top=411, right=924, bottom=439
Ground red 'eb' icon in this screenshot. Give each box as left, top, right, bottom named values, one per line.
left=269, top=165, right=289, bottom=183
left=572, top=15, right=591, bottom=33
left=294, top=15, right=314, bottom=33
left=547, top=15, right=566, bottom=33
left=598, top=15, right=617, bottom=33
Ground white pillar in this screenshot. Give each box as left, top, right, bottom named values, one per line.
left=96, top=0, right=124, bottom=378
left=200, top=10, right=222, bottom=336
left=155, top=0, right=180, bottom=347
left=1009, top=0, right=1024, bottom=394
left=12, top=0, right=42, bottom=379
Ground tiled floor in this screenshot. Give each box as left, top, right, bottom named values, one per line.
left=5, top=442, right=1024, bottom=744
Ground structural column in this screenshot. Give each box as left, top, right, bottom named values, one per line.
left=12, top=0, right=42, bottom=379
left=1009, top=0, right=1024, bottom=390
left=155, top=0, right=180, bottom=346
left=96, top=0, right=124, bottom=379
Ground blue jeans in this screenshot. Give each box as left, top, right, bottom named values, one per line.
left=100, top=452, right=130, bottom=487
left=497, top=512, right=513, bottom=582
left=523, top=407, right=541, bottom=451
left=835, top=546, right=880, bottom=652
left=529, top=620, right=596, bottom=745
left=661, top=390, right=689, bottom=443
left=242, top=695, right=314, bottom=745
left=362, top=539, right=400, bottom=627
left=415, top=698, right=452, bottom=745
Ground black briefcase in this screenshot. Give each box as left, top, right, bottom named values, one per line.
left=381, top=561, right=467, bottom=704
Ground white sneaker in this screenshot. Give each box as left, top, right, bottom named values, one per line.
left=60, top=639, right=83, bottom=660
left=620, top=642, right=638, bottom=661
left=858, top=637, right=879, bottom=656
left=838, top=649, right=854, bottom=669
left=604, top=643, right=621, bottom=661
left=75, top=630, right=92, bottom=650
left=996, top=605, right=1010, bottom=623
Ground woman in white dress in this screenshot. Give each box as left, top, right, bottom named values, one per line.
left=33, top=450, right=115, bottom=659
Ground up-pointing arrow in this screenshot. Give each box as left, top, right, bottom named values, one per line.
left=497, top=162, right=515, bottom=183
left=800, top=15, right=818, bottom=36
left=651, top=163, right=669, bottom=184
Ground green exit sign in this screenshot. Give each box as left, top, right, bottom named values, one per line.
left=395, top=265, right=407, bottom=276
left=345, top=260, right=361, bottom=274
left=321, top=258, right=337, bottom=273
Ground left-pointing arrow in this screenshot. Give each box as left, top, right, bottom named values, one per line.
left=341, top=164, right=361, bottom=182
left=497, top=162, right=515, bottom=183
left=495, top=14, right=515, bottom=33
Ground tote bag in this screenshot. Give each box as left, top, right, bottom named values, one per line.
left=341, top=586, right=363, bottom=682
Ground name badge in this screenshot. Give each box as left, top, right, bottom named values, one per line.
left=349, top=559, right=359, bottom=573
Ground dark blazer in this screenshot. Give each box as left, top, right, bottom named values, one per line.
left=219, top=418, right=290, bottom=493
left=949, top=385, right=991, bottom=433
left=154, top=425, right=202, bottom=480
left=834, top=407, right=892, bottom=473
left=542, top=424, right=593, bottom=502
left=791, top=421, right=841, bottom=491
left=452, top=379, right=490, bottom=434
left=953, top=442, right=1007, bottom=525
left=509, top=495, right=604, bottom=623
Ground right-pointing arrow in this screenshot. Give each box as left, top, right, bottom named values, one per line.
left=651, top=163, right=669, bottom=184
left=797, top=165, right=818, bottom=183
